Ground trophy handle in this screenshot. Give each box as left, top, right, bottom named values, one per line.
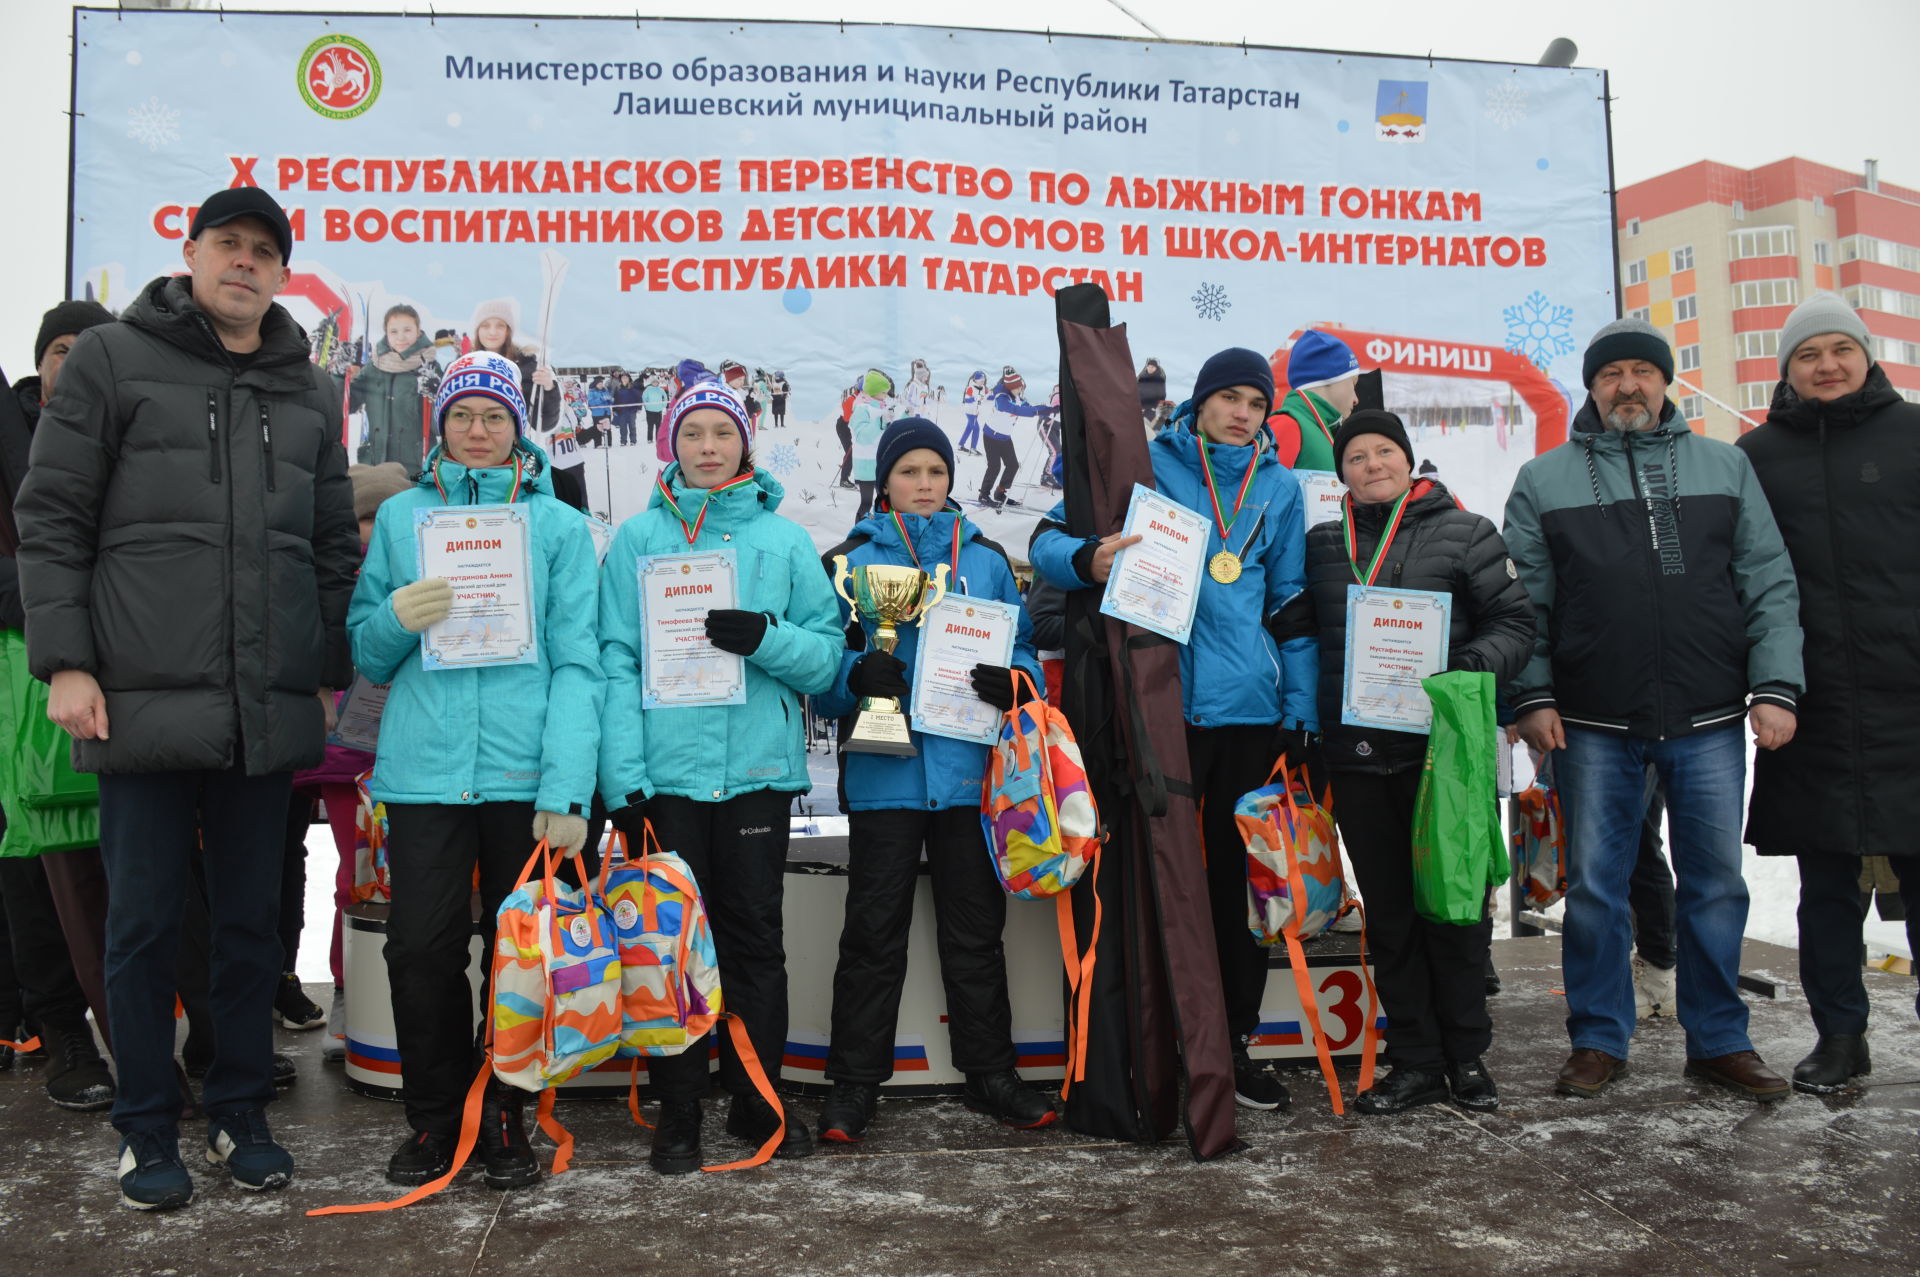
left=831, top=555, right=856, bottom=609
left=915, top=564, right=951, bottom=621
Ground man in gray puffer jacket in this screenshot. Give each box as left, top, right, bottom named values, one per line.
left=15, top=188, right=358, bottom=1211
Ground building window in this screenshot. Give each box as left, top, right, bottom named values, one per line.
left=1846, top=284, right=1885, bottom=312
left=1739, top=383, right=1773, bottom=410
left=1736, top=331, right=1781, bottom=360
left=1671, top=244, right=1695, bottom=272
left=1734, top=279, right=1800, bottom=308
left=1904, top=294, right=1920, bottom=320
left=1678, top=345, right=1702, bottom=372
left=1813, top=240, right=1832, bottom=266
left=1898, top=243, right=1920, bottom=274
left=1903, top=388, right=1920, bottom=406
left=1629, top=307, right=1651, bottom=322
left=1728, top=226, right=1797, bottom=259
left=1899, top=342, right=1920, bottom=366
left=1680, top=394, right=1703, bottom=420
left=1625, top=258, right=1648, bottom=285
left=1841, top=235, right=1883, bottom=264
left=1674, top=295, right=1698, bottom=322
left=1732, top=200, right=1746, bottom=221
left=1626, top=217, right=1641, bottom=236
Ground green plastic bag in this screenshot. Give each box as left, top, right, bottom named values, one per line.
left=0, top=629, right=100, bottom=858
left=1409, top=670, right=1510, bottom=926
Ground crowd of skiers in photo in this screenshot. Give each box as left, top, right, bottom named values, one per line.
left=0, top=188, right=1913, bottom=1216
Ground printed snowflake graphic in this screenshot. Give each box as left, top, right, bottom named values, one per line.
left=1504, top=290, right=1577, bottom=369
left=1191, top=282, right=1232, bottom=322
left=763, top=442, right=801, bottom=475
left=126, top=96, right=180, bottom=151
left=1483, top=82, right=1530, bottom=131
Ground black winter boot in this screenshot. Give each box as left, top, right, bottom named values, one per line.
left=649, top=1100, right=703, bottom=1176
left=42, top=1018, right=115, bottom=1111
left=725, top=1092, right=813, bottom=1159
left=1446, top=1058, right=1501, bottom=1112
left=963, top=1069, right=1056, bottom=1128
left=1354, top=1065, right=1449, bottom=1115
left=481, top=1085, right=541, bottom=1189
left=1792, top=1034, right=1871, bottom=1094
left=817, top=1080, right=878, bottom=1144
left=386, top=1129, right=458, bottom=1186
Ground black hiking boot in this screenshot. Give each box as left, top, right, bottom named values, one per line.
left=1354, top=1066, right=1449, bottom=1115
left=1792, top=1034, right=1871, bottom=1094
left=649, top=1100, right=703, bottom=1176
left=725, top=1093, right=813, bottom=1159
left=817, top=1080, right=878, bottom=1144
left=386, top=1129, right=458, bottom=1187
left=962, top=1069, right=1056, bottom=1128
left=481, top=1086, right=541, bottom=1189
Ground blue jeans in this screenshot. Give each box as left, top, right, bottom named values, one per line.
left=1558, top=725, right=1751, bottom=1060
left=98, top=767, right=291, bottom=1137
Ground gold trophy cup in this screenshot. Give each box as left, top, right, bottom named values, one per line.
left=831, top=558, right=950, bottom=756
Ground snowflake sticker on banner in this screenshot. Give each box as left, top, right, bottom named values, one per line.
left=1192, top=282, right=1232, bottom=322
left=1504, top=290, right=1576, bottom=369
left=1484, top=82, right=1529, bottom=131
left=126, top=97, right=180, bottom=152
left=764, top=442, right=801, bottom=476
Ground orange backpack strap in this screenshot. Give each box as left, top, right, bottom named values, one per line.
left=535, top=1088, right=574, bottom=1174
left=1053, top=836, right=1102, bottom=1102
left=1276, top=780, right=1345, bottom=1115
left=700, top=1013, right=783, bottom=1173
left=0, top=1035, right=40, bottom=1053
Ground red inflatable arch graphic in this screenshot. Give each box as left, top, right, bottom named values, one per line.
left=1268, top=326, right=1571, bottom=454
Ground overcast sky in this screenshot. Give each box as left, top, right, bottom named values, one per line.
left=4, top=0, right=1916, bottom=368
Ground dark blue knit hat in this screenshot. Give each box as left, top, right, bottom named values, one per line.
left=1191, top=347, right=1276, bottom=412
left=875, top=417, right=955, bottom=490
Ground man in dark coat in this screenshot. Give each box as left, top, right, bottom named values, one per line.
left=1737, top=294, right=1920, bottom=1093
left=16, top=188, right=359, bottom=1210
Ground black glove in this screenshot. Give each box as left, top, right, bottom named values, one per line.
left=970, top=663, right=1018, bottom=712
left=608, top=800, right=648, bottom=837
left=705, top=608, right=770, bottom=656
left=1278, top=726, right=1316, bottom=769
left=848, top=650, right=911, bottom=700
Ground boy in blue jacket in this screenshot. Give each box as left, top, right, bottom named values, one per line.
left=348, top=350, right=605, bottom=1192
left=1029, top=347, right=1318, bottom=1112
left=812, top=418, right=1054, bottom=1143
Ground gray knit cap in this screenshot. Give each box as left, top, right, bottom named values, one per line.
left=1777, top=293, right=1873, bottom=376
left=1582, top=316, right=1673, bottom=387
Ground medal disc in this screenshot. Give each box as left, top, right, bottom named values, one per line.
left=1208, top=551, right=1242, bottom=584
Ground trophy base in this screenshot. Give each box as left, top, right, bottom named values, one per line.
left=844, top=710, right=919, bottom=757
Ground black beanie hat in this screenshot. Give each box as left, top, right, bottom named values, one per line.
left=1581, top=317, right=1674, bottom=388
left=1332, top=409, right=1416, bottom=477
left=875, top=417, right=956, bottom=497
left=1191, top=347, right=1276, bottom=412
left=35, top=300, right=115, bottom=367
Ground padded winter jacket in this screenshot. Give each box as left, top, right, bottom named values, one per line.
left=347, top=333, right=433, bottom=472
left=1274, top=480, right=1534, bottom=772
left=1502, top=396, right=1803, bottom=739
left=1029, top=407, right=1318, bottom=730
left=814, top=507, right=1041, bottom=811
left=1739, top=365, right=1920, bottom=856
left=598, top=466, right=841, bottom=808
left=349, top=440, right=603, bottom=815
left=16, top=275, right=359, bottom=776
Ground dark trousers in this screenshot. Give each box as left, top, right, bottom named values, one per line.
left=280, top=794, right=315, bottom=974
left=646, top=409, right=664, bottom=441
left=40, top=847, right=114, bottom=1048
left=383, top=801, right=533, bottom=1137
left=98, top=766, right=292, bottom=1135
left=836, top=419, right=854, bottom=484
left=1333, top=768, right=1492, bottom=1070
left=549, top=464, right=588, bottom=512
left=1797, top=853, right=1920, bottom=1036
left=1188, top=723, right=1281, bottom=1043
left=645, top=790, right=794, bottom=1103
left=978, top=434, right=1019, bottom=501
left=1630, top=767, right=1677, bottom=969
left=0, top=854, right=93, bottom=1033
left=827, top=807, right=1016, bottom=1084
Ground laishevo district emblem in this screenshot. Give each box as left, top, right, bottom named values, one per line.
left=298, top=35, right=381, bottom=120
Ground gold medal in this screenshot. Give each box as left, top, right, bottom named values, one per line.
left=1209, top=550, right=1242, bottom=584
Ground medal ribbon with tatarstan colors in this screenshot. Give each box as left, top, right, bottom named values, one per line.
left=657, top=468, right=757, bottom=546
left=889, top=508, right=963, bottom=584
left=1343, top=486, right=1415, bottom=586
left=1195, top=432, right=1260, bottom=546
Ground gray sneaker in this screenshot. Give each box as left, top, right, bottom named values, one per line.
left=322, top=987, right=347, bottom=1065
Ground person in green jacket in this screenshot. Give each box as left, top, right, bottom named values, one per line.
left=597, top=367, right=842, bottom=1176
left=1269, top=329, right=1360, bottom=472
left=349, top=304, right=435, bottom=471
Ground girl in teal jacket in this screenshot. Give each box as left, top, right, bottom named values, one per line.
left=347, top=350, right=604, bottom=1195
left=809, top=418, right=1055, bottom=1146
left=597, top=369, right=840, bottom=1175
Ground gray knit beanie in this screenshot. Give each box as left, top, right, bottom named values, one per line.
left=1777, top=293, right=1873, bottom=376
left=1582, top=317, right=1673, bottom=387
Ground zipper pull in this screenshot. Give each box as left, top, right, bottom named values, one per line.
left=258, top=403, right=277, bottom=491
left=205, top=391, right=223, bottom=484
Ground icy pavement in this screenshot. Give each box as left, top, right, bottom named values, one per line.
left=3, top=936, right=1914, bottom=1276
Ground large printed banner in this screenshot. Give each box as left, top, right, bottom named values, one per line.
left=72, top=9, right=1614, bottom=548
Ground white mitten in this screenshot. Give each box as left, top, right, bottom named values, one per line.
left=532, top=810, right=590, bottom=857
left=391, top=578, right=454, bottom=632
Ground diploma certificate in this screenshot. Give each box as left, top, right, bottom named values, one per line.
left=328, top=674, right=389, bottom=752
left=1341, top=585, right=1452, bottom=732
left=416, top=505, right=538, bottom=671
left=1297, top=470, right=1348, bottom=536
left=910, top=593, right=1019, bottom=745
left=1099, top=484, right=1207, bottom=645
left=639, top=550, right=747, bottom=708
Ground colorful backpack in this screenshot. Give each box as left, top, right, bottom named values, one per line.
left=597, top=827, right=784, bottom=1173
left=350, top=771, right=391, bottom=903
left=982, top=670, right=1103, bottom=1097
left=1236, top=757, right=1380, bottom=1114
left=1512, top=758, right=1567, bottom=909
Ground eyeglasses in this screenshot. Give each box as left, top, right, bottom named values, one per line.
left=445, top=408, right=515, bottom=433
